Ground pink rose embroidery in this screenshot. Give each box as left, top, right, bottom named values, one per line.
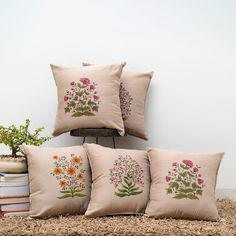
left=93, top=95, right=99, bottom=101
left=80, top=78, right=90, bottom=85
left=166, top=176, right=171, bottom=182
left=197, top=178, right=204, bottom=185
left=182, top=160, right=193, bottom=168
left=89, top=85, right=95, bottom=90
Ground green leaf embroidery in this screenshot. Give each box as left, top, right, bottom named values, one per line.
left=58, top=194, right=73, bottom=199
left=173, top=193, right=188, bottom=199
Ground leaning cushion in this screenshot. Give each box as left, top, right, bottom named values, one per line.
left=83, top=63, right=153, bottom=140
left=119, top=71, right=153, bottom=140
left=21, top=145, right=91, bottom=218
left=83, top=143, right=150, bottom=217
left=51, top=63, right=126, bottom=136
left=145, top=148, right=224, bottom=221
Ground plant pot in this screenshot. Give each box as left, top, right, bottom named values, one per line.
left=0, top=155, right=27, bottom=173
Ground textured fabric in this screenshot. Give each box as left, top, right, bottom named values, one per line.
left=83, top=143, right=150, bottom=217
left=145, top=148, right=224, bottom=221
left=83, top=63, right=153, bottom=140
left=51, top=63, right=126, bottom=136
left=21, top=145, right=91, bottom=218
left=120, top=71, right=153, bottom=140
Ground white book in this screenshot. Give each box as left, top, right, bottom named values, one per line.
left=0, top=196, right=29, bottom=205
left=0, top=202, right=30, bottom=211
left=0, top=185, right=29, bottom=197
left=0, top=181, right=29, bottom=187
left=0, top=173, right=29, bottom=185
left=3, top=211, right=29, bottom=217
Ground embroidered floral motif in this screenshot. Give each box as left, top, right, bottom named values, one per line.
left=166, top=160, right=205, bottom=200
left=119, top=83, right=133, bottom=120
left=51, top=154, right=86, bottom=199
left=109, top=155, right=144, bottom=197
left=64, top=78, right=100, bottom=117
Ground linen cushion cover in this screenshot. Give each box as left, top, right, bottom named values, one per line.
left=83, top=143, right=150, bottom=217
left=51, top=63, right=126, bottom=136
left=83, top=63, right=153, bottom=140
left=21, top=145, right=91, bottom=218
left=145, top=148, right=224, bottom=221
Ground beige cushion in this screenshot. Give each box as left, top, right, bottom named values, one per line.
left=83, top=63, right=153, bottom=140
left=21, top=145, right=91, bottom=218
left=120, top=71, right=153, bottom=140
left=83, top=143, right=150, bottom=217
left=145, top=148, right=224, bottom=221
left=51, top=63, right=126, bottom=136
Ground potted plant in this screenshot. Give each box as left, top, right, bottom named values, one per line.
left=0, top=119, right=50, bottom=173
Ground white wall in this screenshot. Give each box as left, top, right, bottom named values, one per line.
left=0, top=0, right=235, bottom=189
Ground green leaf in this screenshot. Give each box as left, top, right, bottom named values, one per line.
left=179, top=188, right=193, bottom=193
left=129, top=190, right=143, bottom=196
left=173, top=193, right=188, bottom=199
left=92, top=106, right=99, bottom=112
left=82, top=111, right=95, bottom=116
left=188, top=172, right=195, bottom=177
left=72, top=111, right=83, bottom=117
left=124, top=178, right=132, bottom=186
left=58, top=194, right=73, bottom=199
left=196, top=189, right=203, bottom=195
left=115, top=192, right=129, bottom=197
left=73, top=189, right=84, bottom=193
left=129, top=187, right=140, bottom=192
left=73, top=193, right=86, bottom=197
left=180, top=164, right=189, bottom=170
left=179, top=172, right=187, bottom=177
left=171, top=182, right=179, bottom=189
left=117, top=188, right=129, bottom=193
left=0, top=119, right=50, bottom=157
left=166, top=188, right=172, bottom=194
left=182, top=181, right=190, bottom=187
left=176, top=177, right=182, bottom=182
left=69, top=101, right=76, bottom=107
left=187, top=193, right=199, bottom=200
left=60, top=190, right=73, bottom=194
left=192, top=182, right=200, bottom=189
left=122, top=184, right=129, bottom=189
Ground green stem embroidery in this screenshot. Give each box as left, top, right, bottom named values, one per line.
left=115, top=176, right=143, bottom=197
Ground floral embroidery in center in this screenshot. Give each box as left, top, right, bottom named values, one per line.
left=119, top=82, right=133, bottom=120
left=64, top=78, right=100, bottom=117
left=166, top=160, right=205, bottom=200
left=51, top=154, right=86, bottom=199
left=109, top=155, right=144, bottom=197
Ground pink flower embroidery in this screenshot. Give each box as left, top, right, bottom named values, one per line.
left=182, top=160, right=193, bottom=168
left=80, top=78, right=90, bottom=85
left=166, top=176, right=171, bottom=182
left=166, top=161, right=205, bottom=200
left=89, top=85, right=95, bottom=90
left=93, top=95, right=99, bottom=101
left=197, top=178, right=204, bottom=185
left=64, top=79, right=100, bottom=117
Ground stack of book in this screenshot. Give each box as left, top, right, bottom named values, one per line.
left=0, top=173, right=30, bottom=216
